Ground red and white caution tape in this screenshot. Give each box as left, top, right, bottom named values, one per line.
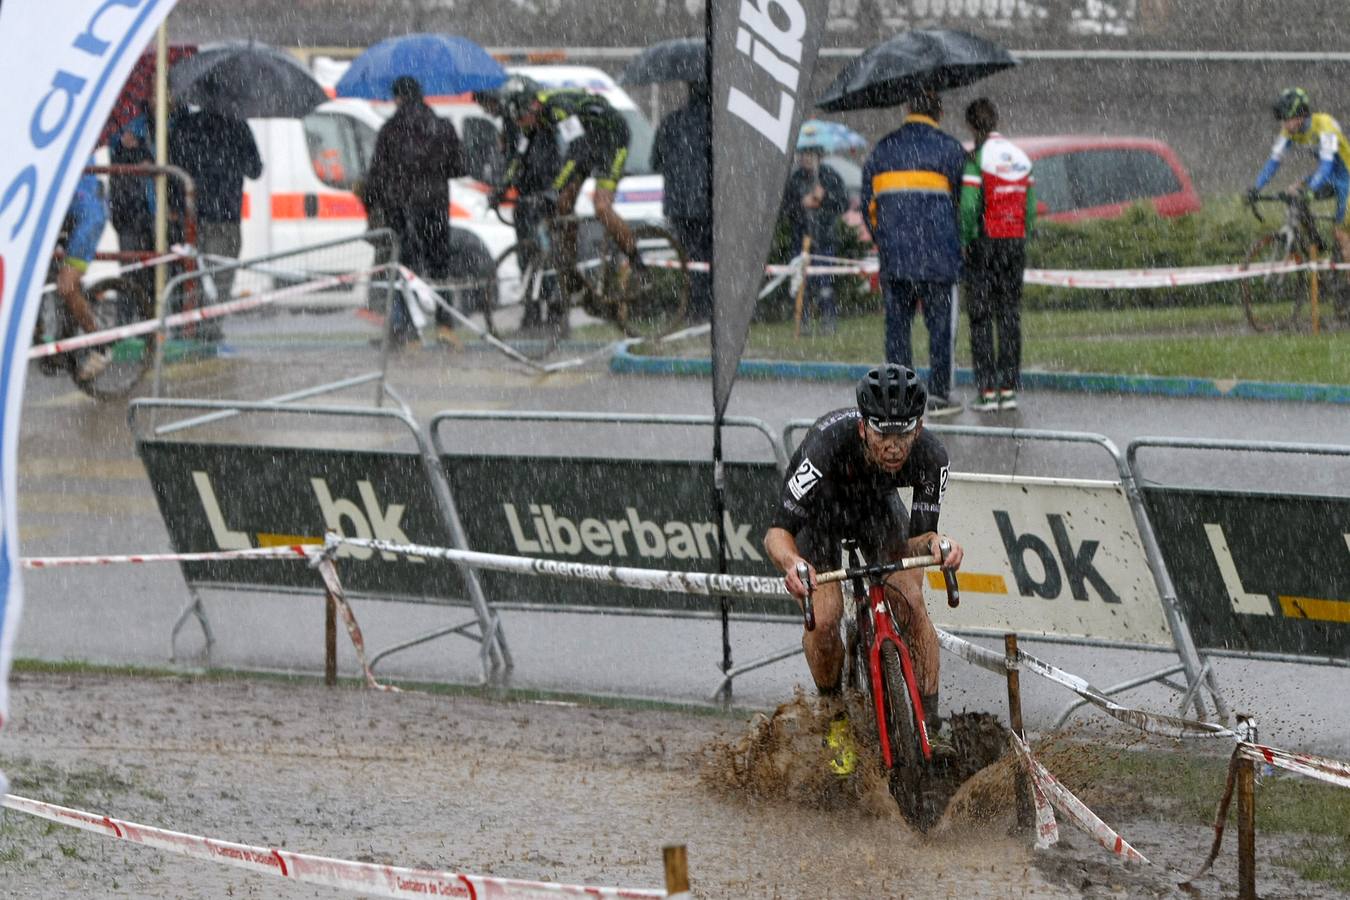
left=28, top=267, right=378, bottom=359
left=936, top=630, right=1235, bottom=741
left=643, top=253, right=1350, bottom=287
left=21, top=545, right=319, bottom=569
left=1239, top=741, right=1350, bottom=789
left=1011, top=733, right=1149, bottom=865
left=328, top=535, right=793, bottom=600
left=314, top=554, right=400, bottom=693
left=1010, top=733, right=1061, bottom=850
left=1, top=793, right=664, bottom=899
left=1029, top=765, right=1060, bottom=850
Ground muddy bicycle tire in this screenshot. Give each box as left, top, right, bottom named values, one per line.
left=1239, top=235, right=1306, bottom=332
left=880, top=642, right=931, bottom=831
left=614, top=225, right=691, bottom=340
left=75, top=276, right=154, bottom=401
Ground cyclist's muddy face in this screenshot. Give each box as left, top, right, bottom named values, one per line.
left=1283, top=114, right=1309, bottom=134
left=860, top=421, right=920, bottom=472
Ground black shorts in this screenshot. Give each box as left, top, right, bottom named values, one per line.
left=795, top=491, right=912, bottom=571
left=558, top=115, right=630, bottom=191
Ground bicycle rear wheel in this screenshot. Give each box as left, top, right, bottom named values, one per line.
left=1239, top=235, right=1306, bottom=332
left=615, top=225, right=690, bottom=340
left=880, top=642, right=931, bottom=830
left=1322, top=243, right=1350, bottom=330
left=76, top=276, right=153, bottom=401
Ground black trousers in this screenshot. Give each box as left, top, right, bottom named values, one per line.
left=670, top=216, right=712, bottom=322
left=965, top=239, right=1025, bottom=393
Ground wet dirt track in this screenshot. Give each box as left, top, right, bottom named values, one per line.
left=0, top=672, right=1069, bottom=899
left=2, top=672, right=1344, bottom=899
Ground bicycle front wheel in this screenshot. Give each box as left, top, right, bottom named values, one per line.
left=616, top=225, right=690, bottom=340
left=76, top=276, right=153, bottom=401
left=880, top=642, right=931, bottom=830
left=492, top=240, right=559, bottom=360
left=1239, top=235, right=1307, bottom=332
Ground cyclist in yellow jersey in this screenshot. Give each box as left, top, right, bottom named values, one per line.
left=1251, top=87, right=1350, bottom=261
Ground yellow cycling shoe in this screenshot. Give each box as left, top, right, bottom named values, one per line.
left=825, top=715, right=858, bottom=777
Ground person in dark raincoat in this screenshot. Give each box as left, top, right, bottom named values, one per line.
left=651, top=82, right=712, bottom=322
left=362, top=75, right=465, bottom=341
left=782, top=126, right=848, bottom=335
left=168, top=87, right=263, bottom=341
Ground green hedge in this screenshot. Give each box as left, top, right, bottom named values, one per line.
left=1024, top=196, right=1269, bottom=311
left=755, top=195, right=1281, bottom=317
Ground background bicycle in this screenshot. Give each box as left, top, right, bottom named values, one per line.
left=32, top=248, right=156, bottom=402
left=485, top=200, right=690, bottom=358
left=1240, top=192, right=1350, bottom=333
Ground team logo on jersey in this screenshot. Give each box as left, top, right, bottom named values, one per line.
left=788, top=457, right=823, bottom=501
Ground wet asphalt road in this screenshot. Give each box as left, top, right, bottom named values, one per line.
left=13, top=329, right=1350, bottom=754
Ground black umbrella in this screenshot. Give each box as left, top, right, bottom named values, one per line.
left=619, top=37, right=706, bottom=86
left=169, top=40, right=328, bottom=119
left=816, top=29, right=1016, bottom=113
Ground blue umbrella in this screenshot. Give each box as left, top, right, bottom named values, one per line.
left=337, top=34, right=507, bottom=100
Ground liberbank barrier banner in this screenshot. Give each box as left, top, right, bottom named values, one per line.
left=138, top=442, right=467, bottom=601
left=0, top=1, right=179, bottom=734
left=444, top=459, right=1173, bottom=645
left=140, top=441, right=1173, bottom=646
left=1143, top=486, right=1350, bottom=659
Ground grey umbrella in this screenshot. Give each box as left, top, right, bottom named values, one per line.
left=169, top=40, right=328, bottom=119
left=619, top=37, right=706, bottom=85
left=816, top=29, right=1017, bottom=113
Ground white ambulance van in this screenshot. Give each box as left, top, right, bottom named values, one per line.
left=234, top=63, right=665, bottom=311
left=239, top=96, right=514, bottom=312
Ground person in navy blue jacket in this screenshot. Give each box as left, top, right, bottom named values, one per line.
left=861, top=90, right=966, bottom=418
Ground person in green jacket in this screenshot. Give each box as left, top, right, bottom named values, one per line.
left=959, top=98, right=1036, bottom=412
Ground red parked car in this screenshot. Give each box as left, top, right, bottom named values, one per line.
left=1011, top=135, right=1202, bottom=222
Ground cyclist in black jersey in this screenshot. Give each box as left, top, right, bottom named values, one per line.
left=502, top=88, right=640, bottom=275
left=764, top=364, right=965, bottom=759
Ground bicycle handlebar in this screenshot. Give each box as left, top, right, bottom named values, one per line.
left=798, top=539, right=960, bottom=631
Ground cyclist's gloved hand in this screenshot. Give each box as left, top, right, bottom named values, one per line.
left=536, top=189, right=559, bottom=218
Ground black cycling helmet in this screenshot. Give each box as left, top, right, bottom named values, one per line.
left=1273, top=87, right=1311, bottom=121
left=856, top=364, right=926, bottom=434
left=475, top=74, right=539, bottom=112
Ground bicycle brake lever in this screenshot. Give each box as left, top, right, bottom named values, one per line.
left=795, top=561, right=816, bottom=631
left=938, top=539, right=960, bottom=608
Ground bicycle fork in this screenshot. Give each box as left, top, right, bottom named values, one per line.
left=868, top=580, right=933, bottom=769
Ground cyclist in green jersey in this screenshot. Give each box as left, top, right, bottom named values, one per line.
left=502, top=88, right=641, bottom=276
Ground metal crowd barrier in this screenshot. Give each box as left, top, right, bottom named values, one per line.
left=127, top=397, right=507, bottom=683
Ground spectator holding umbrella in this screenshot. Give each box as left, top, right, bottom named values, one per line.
left=362, top=75, right=466, bottom=344
left=960, top=97, right=1034, bottom=413
left=860, top=90, right=965, bottom=418
left=167, top=81, right=262, bottom=341
left=651, top=81, right=712, bottom=322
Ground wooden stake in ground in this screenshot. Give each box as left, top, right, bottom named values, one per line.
left=663, top=844, right=690, bottom=899
left=1237, top=755, right=1257, bottom=899
left=1005, top=633, right=1033, bottom=830
left=793, top=235, right=812, bottom=338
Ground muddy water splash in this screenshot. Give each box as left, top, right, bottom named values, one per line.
left=701, top=690, right=1014, bottom=828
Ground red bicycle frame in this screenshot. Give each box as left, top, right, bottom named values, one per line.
left=799, top=540, right=960, bottom=773
left=866, top=579, right=932, bottom=768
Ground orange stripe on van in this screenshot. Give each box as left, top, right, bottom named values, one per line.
left=266, top=192, right=472, bottom=221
